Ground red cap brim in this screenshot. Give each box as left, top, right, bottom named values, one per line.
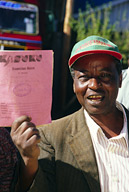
left=69, top=50, right=122, bottom=67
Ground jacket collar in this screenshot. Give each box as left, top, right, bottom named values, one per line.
left=66, top=107, right=101, bottom=192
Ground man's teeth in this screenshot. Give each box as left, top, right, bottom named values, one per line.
left=88, top=95, right=102, bottom=100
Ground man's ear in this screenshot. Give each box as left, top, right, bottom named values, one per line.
left=119, top=73, right=122, bottom=88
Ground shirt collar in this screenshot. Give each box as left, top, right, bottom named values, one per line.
left=116, top=101, right=128, bottom=145
left=127, top=67, right=129, bottom=75
left=84, top=109, right=101, bottom=142
left=84, top=102, right=128, bottom=145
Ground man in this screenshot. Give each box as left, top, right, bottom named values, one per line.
left=117, top=55, right=129, bottom=110
left=11, top=36, right=129, bottom=192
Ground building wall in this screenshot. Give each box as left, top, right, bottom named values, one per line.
left=73, top=0, right=129, bottom=32
left=108, top=0, right=129, bottom=31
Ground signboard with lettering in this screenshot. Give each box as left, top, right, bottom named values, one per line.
left=0, top=50, right=53, bottom=126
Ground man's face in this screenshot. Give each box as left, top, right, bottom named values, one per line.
left=73, top=54, right=122, bottom=115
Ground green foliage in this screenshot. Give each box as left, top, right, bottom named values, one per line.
left=69, top=3, right=129, bottom=66
left=69, top=3, right=115, bottom=41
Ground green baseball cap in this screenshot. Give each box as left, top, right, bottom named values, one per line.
left=68, top=35, right=122, bottom=67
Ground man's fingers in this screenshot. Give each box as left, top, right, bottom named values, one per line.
left=10, top=116, right=40, bottom=162
left=17, top=122, right=36, bottom=135
left=11, top=115, right=32, bottom=132
left=22, top=127, right=40, bottom=142
left=26, top=134, right=41, bottom=146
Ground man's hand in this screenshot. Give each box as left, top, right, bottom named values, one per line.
left=11, top=115, right=40, bottom=163
left=11, top=116, right=41, bottom=191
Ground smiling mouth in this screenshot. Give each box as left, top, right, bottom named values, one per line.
left=87, top=95, right=104, bottom=101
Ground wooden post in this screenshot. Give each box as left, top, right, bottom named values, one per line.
left=61, top=0, right=74, bottom=113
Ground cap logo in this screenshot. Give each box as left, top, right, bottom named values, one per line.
left=75, top=40, right=115, bottom=53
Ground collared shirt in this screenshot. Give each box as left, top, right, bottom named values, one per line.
left=84, top=102, right=129, bottom=192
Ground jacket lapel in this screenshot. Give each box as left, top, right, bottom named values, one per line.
left=66, top=108, right=101, bottom=192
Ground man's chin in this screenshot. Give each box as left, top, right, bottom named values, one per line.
left=84, top=106, right=105, bottom=116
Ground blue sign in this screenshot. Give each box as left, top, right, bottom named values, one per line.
left=0, top=1, right=21, bottom=9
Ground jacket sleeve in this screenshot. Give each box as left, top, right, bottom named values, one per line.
left=12, top=124, right=56, bottom=192
left=28, top=124, right=57, bottom=192
left=27, top=166, right=50, bottom=192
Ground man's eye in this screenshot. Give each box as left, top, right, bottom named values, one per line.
left=99, top=73, right=113, bottom=81
left=78, top=75, right=89, bottom=81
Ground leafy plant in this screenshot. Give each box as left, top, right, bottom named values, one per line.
left=69, top=2, right=129, bottom=67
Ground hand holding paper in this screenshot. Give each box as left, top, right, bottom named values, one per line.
left=11, top=115, right=40, bottom=191
left=11, top=115, right=40, bottom=161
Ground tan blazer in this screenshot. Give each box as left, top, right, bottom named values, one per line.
left=28, top=107, right=100, bottom=192
left=22, top=106, right=129, bottom=192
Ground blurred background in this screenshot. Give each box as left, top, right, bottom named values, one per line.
left=0, top=0, right=129, bottom=120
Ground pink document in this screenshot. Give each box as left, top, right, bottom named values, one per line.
left=0, top=50, right=53, bottom=126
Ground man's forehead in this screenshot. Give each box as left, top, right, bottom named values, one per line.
left=75, top=65, right=114, bottom=74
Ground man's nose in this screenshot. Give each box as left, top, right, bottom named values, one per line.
left=88, top=78, right=102, bottom=89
